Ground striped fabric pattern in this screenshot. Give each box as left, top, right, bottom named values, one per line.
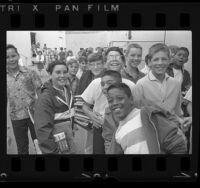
left=115, top=108, right=160, bottom=154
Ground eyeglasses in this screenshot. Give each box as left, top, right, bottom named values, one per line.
left=107, top=54, right=122, bottom=60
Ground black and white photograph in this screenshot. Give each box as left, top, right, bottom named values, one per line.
left=6, top=30, right=192, bottom=155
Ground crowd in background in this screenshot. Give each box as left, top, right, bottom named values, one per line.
left=7, top=40, right=192, bottom=155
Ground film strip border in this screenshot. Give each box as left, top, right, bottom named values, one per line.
left=0, top=155, right=196, bottom=182
left=0, top=3, right=198, bottom=29
left=1, top=2, right=200, bottom=182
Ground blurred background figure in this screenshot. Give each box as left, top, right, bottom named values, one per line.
left=76, top=56, right=88, bottom=79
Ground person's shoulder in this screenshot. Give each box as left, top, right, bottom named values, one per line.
left=90, top=77, right=101, bottom=85
left=136, top=74, right=148, bottom=85
left=183, top=69, right=190, bottom=76
left=122, top=78, right=135, bottom=86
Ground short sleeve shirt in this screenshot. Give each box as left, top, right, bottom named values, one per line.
left=7, top=66, right=42, bottom=120
left=81, top=78, right=135, bottom=117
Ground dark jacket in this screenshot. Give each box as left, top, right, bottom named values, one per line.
left=166, top=64, right=191, bottom=94
left=77, top=70, right=95, bottom=95
left=108, top=106, right=187, bottom=154
left=34, top=80, right=76, bottom=154
left=77, top=69, right=106, bottom=95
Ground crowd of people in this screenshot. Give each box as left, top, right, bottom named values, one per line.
left=7, top=41, right=192, bottom=155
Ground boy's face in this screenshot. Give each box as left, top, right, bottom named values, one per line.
left=106, top=51, right=124, bottom=72
left=68, top=63, right=79, bottom=76
left=107, top=88, right=134, bottom=121
left=101, top=75, right=121, bottom=95
left=173, top=50, right=189, bottom=67
left=79, top=60, right=88, bottom=71
left=149, top=51, right=169, bottom=77
left=126, top=47, right=142, bottom=68
left=88, top=60, right=104, bottom=76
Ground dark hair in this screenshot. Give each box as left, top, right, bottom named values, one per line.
left=126, top=43, right=142, bottom=56
left=105, top=46, right=125, bottom=63
left=107, top=83, right=132, bottom=98
left=168, top=45, right=179, bottom=56
left=60, top=47, right=63, bottom=50
left=148, top=43, right=170, bottom=61
left=87, top=52, right=103, bottom=63
left=176, top=47, right=189, bottom=56
left=47, top=60, right=67, bottom=74
left=78, top=56, right=87, bottom=63
left=7, top=44, right=19, bottom=55
left=101, top=70, right=122, bottom=82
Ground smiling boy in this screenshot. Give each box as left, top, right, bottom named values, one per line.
left=106, top=83, right=187, bottom=154
left=133, top=43, right=183, bottom=117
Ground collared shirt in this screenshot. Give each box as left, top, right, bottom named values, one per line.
left=76, top=69, right=83, bottom=80
left=173, top=68, right=183, bottom=84
left=141, top=64, right=150, bottom=75
left=133, top=70, right=183, bottom=116
left=7, top=66, right=42, bottom=120
left=66, top=74, right=79, bottom=96
left=121, top=67, right=145, bottom=84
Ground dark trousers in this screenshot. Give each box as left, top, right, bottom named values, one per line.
left=11, top=118, right=37, bottom=154
left=93, top=127, right=105, bottom=154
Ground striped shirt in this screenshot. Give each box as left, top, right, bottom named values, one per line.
left=115, top=108, right=160, bottom=154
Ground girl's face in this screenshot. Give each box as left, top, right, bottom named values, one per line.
left=126, top=47, right=142, bottom=68
left=149, top=51, right=169, bottom=76
left=68, top=63, right=79, bottom=76
left=51, top=65, right=68, bottom=89
left=7, top=48, right=19, bottom=70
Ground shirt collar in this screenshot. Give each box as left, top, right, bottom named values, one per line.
left=148, top=70, right=170, bottom=82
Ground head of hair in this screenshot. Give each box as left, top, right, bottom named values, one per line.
left=87, top=52, right=103, bottom=63
left=60, top=47, right=63, bottom=51
left=47, top=60, right=67, bottom=74
left=105, top=46, right=125, bottom=63
left=125, top=43, right=142, bottom=56
left=148, top=43, right=170, bottom=61
left=107, top=83, right=132, bottom=98
left=7, top=44, right=19, bottom=55
left=168, top=45, right=179, bottom=56
left=101, top=70, right=122, bottom=82
left=78, top=56, right=87, bottom=63
left=66, top=58, right=78, bottom=66
left=176, top=47, right=189, bottom=56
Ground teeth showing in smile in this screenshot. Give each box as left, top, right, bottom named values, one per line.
left=114, top=108, right=121, bottom=112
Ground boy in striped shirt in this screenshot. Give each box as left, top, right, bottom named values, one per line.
left=107, top=83, right=187, bottom=154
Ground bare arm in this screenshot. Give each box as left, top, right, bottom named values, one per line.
left=82, top=102, right=104, bottom=128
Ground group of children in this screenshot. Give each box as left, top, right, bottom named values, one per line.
left=7, top=41, right=192, bottom=155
